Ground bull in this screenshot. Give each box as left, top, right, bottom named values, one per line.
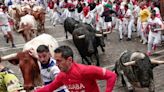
left=72, top=23, right=105, bottom=66
left=64, top=17, right=106, bottom=49
left=114, top=50, right=164, bottom=92
left=64, top=18, right=106, bottom=66
left=8, top=5, right=23, bottom=30
left=0, top=34, right=59, bottom=91
left=32, top=6, right=46, bottom=33
left=18, top=14, right=37, bottom=42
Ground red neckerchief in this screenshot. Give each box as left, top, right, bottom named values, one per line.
left=96, top=13, right=99, bottom=22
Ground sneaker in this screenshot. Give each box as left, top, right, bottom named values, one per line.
left=12, top=44, right=16, bottom=48
left=142, top=41, right=147, bottom=44
left=6, top=38, right=9, bottom=43
left=140, top=39, right=143, bottom=43
left=146, top=51, right=152, bottom=56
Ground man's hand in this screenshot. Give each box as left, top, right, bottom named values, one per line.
left=28, top=48, right=38, bottom=59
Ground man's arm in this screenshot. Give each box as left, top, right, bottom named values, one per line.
left=104, top=69, right=117, bottom=92
left=34, top=73, right=64, bottom=92
left=83, top=66, right=117, bottom=92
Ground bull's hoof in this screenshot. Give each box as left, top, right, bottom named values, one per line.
left=66, top=36, right=68, bottom=39
left=128, top=87, right=135, bottom=92
left=102, top=49, right=105, bottom=52
left=122, top=83, right=126, bottom=87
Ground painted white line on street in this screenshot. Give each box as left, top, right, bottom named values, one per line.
left=45, top=25, right=63, bottom=28
left=0, top=36, right=72, bottom=51
left=56, top=36, right=72, bottom=42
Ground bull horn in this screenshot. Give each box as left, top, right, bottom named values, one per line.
left=103, top=31, right=112, bottom=34
left=151, top=59, right=164, bottom=64
left=95, top=33, right=103, bottom=37
left=1, top=53, right=17, bottom=61
left=123, top=61, right=136, bottom=66
left=130, top=52, right=145, bottom=61
left=17, top=29, right=24, bottom=32
left=77, top=35, right=85, bottom=39
left=31, top=28, right=37, bottom=30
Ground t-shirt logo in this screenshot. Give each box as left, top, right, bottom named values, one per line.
left=66, top=83, right=85, bottom=91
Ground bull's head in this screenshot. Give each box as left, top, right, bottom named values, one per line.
left=0, top=51, right=43, bottom=91
left=120, top=51, right=163, bottom=87
left=76, top=31, right=105, bottom=54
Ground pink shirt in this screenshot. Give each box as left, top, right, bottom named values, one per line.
left=35, top=62, right=117, bottom=92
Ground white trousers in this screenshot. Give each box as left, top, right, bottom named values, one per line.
left=118, top=19, right=123, bottom=39
left=141, top=22, right=148, bottom=43
left=126, top=19, right=134, bottom=38
left=148, top=31, right=161, bottom=45
left=137, top=18, right=142, bottom=37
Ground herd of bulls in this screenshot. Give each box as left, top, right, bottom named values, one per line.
left=0, top=17, right=164, bottom=92
left=9, top=5, right=46, bottom=42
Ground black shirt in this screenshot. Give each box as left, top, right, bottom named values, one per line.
left=101, top=9, right=115, bottom=22
left=76, top=3, right=83, bottom=13
left=88, top=2, right=96, bottom=11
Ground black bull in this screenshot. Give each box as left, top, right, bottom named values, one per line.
left=114, top=50, right=159, bottom=92
left=64, top=17, right=105, bottom=66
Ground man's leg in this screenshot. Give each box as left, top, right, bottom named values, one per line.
left=7, top=31, right=15, bottom=47
left=7, top=24, right=15, bottom=47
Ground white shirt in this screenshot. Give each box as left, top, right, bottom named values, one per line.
left=148, top=17, right=163, bottom=32
left=125, top=9, right=134, bottom=20
left=133, top=5, right=140, bottom=18
left=40, top=58, right=68, bottom=92
left=95, top=3, right=104, bottom=16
